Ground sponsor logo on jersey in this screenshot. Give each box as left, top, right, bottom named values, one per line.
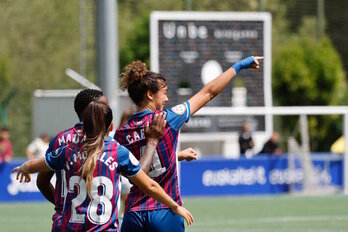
left=171, top=104, right=186, bottom=115
left=51, top=146, right=66, bottom=158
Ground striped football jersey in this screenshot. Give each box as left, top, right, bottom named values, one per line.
left=45, top=136, right=140, bottom=231
left=46, top=122, right=84, bottom=230
left=114, top=101, right=190, bottom=212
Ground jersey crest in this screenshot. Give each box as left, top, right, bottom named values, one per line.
left=171, top=104, right=186, bottom=115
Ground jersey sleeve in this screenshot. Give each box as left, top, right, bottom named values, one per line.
left=164, top=101, right=191, bottom=131
left=46, top=134, right=59, bottom=154
left=117, top=145, right=141, bottom=177
left=45, top=145, right=67, bottom=171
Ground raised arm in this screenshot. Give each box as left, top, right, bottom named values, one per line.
left=140, top=112, right=166, bottom=174
left=129, top=170, right=194, bottom=225
left=188, top=56, right=263, bottom=116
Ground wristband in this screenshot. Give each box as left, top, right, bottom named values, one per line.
left=232, top=56, right=255, bottom=73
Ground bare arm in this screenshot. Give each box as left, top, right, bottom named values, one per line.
left=130, top=170, right=194, bottom=225
left=140, top=113, right=166, bottom=174
left=188, top=56, right=263, bottom=116
left=178, top=148, right=197, bottom=162
left=37, top=171, right=55, bottom=204
left=12, top=157, right=51, bottom=183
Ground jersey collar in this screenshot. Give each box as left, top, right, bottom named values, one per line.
left=74, top=121, right=83, bottom=128
left=129, top=110, right=153, bottom=121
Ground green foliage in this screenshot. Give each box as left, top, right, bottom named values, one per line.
left=0, top=0, right=92, bottom=156
left=119, top=14, right=150, bottom=69
left=0, top=56, right=12, bottom=102
left=0, top=0, right=347, bottom=155
left=191, top=0, right=258, bottom=11
left=273, top=37, right=345, bottom=106
left=273, top=36, right=346, bottom=150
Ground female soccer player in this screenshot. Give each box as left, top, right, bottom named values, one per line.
left=36, top=89, right=108, bottom=231
left=115, top=56, right=263, bottom=232
left=12, top=101, right=194, bottom=231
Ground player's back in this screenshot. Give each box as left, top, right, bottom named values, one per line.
left=47, top=122, right=84, bottom=230
left=115, top=102, right=190, bottom=212
left=49, top=122, right=84, bottom=151
left=46, top=136, right=139, bottom=231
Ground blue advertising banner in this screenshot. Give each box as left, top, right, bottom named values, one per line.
left=0, top=158, right=48, bottom=202
left=180, top=154, right=343, bottom=196
left=0, top=155, right=343, bottom=201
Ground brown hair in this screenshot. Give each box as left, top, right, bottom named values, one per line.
left=120, top=60, right=167, bottom=106
left=80, top=101, right=113, bottom=196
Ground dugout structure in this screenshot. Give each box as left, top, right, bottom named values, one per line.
left=32, top=89, right=132, bottom=140
left=33, top=90, right=81, bottom=139
left=150, top=11, right=272, bottom=156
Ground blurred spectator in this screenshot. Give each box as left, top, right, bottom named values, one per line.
left=259, top=131, right=282, bottom=155
left=238, top=121, right=254, bottom=157
left=0, top=127, right=14, bottom=163
left=26, top=133, right=49, bottom=160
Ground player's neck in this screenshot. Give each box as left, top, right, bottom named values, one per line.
left=137, top=103, right=155, bottom=112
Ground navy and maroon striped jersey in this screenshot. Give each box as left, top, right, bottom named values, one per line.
left=46, top=122, right=84, bottom=230
left=45, top=136, right=140, bottom=232
left=115, top=101, right=191, bottom=212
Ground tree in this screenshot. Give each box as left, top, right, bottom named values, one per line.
left=0, top=57, right=12, bottom=102
left=273, top=37, right=345, bottom=150
left=119, top=14, right=150, bottom=69
left=0, top=0, right=85, bottom=155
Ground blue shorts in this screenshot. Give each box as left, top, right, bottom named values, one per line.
left=121, top=208, right=185, bottom=232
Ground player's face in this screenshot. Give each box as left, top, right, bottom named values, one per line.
left=153, top=83, right=168, bottom=110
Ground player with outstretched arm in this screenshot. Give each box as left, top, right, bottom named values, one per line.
left=115, top=56, right=263, bottom=231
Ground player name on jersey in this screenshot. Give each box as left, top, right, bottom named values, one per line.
left=57, top=132, right=85, bottom=147
left=125, top=128, right=145, bottom=144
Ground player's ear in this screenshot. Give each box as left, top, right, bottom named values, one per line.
left=146, top=90, right=154, bottom=101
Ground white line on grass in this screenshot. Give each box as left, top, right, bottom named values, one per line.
left=193, top=214, right=348, bottom=227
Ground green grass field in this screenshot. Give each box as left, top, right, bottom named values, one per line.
left=1, top=195, right=348, bottom=232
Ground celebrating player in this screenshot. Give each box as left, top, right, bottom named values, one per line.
left=12, top=100, right=194, bottom=231
left=115, top=56, right=263, bottom=231
left=36, top=89, right=108, bottom=230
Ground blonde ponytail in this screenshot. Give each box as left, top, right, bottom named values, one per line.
left=80, top=101, right=113, bottom=196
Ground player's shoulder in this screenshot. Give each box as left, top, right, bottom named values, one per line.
left=49, top=144, right=69, bottom=159
left=104, top=136, right=118, bottom=147
left=56, top=126, right=75, bottom=138
left=167, top=103, right=188, bottom=115
left=116, top=143, right=129, bottom=153
left=165, top=101, right=190, bottom=120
